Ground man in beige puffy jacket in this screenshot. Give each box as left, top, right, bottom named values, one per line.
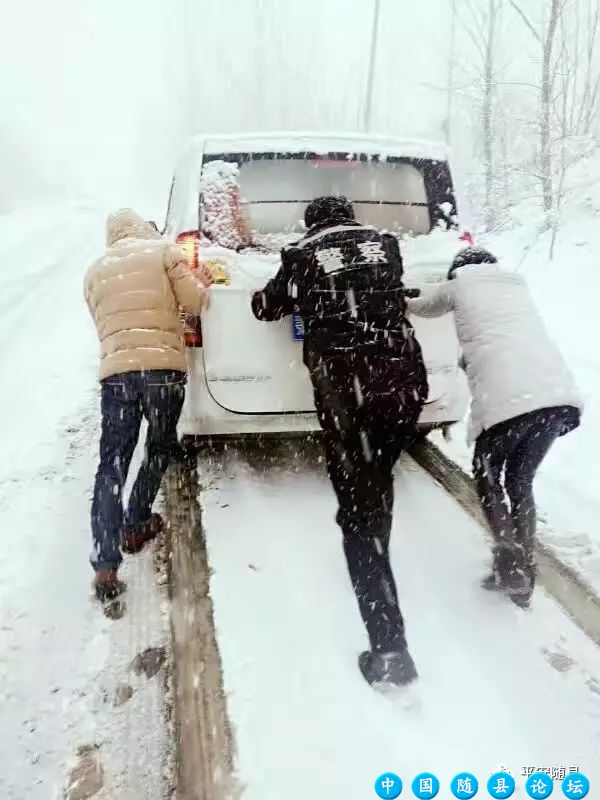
left=84, top=209, right=210, bottom=603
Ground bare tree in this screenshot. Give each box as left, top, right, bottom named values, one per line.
left=504, top=0, right=600, bottom=253
left=444, top=0, right=458, bottom=145
left=558, top=0, right=600, bottom=142
left=433, top=0, right=600, bottom=238
left=483, top=0, right=501, bottom=229
left=575, top=0, right=600, bottom=134
left=508, top=0, right=563, bottom=216
left=548, top=0, right=600, bottom=254
left=457, top=0, right=505, bottom=230
left=549, top=11, right=571, bottom=257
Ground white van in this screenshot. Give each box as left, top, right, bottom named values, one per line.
left=162, top=132, right=470, bottom=440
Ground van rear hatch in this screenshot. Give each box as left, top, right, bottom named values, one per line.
left=195, top=150, right=464, bottom=416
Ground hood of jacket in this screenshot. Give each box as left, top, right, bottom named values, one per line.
left=106, top=208, right=162, bottom=247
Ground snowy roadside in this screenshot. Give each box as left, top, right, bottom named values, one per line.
left=0, top=207, right=172, bottom=799
left=426, top=160, right=600, bottom=597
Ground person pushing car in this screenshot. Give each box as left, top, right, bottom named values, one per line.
left=84, top=209, right=210, bottom=607
left=406, top=246, right=583, bottom=607
left=251, top=196, right=428, bottom=687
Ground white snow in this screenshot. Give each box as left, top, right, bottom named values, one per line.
left=3, top=161, right=600, bottom=800
left=199, top=160, right=252, bottom=250
left=0, top=207, right=171, bottom=799
left=201, top=447, right=600, bottom=798
left=2, top=2, right=458, bottom=217
left=194, top=226, right=465, bottom=294
left=197, top=132, right=451, bottom=162
left=4, top=2, right=600, bottom=797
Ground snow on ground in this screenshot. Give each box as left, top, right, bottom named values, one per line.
left=429, top=151, right=600, bottom=595
left=201, top=444, right=600, bottom=799
left=0, top=208, right=171, bottom=799
left=3, top=153, right=600, bottom=798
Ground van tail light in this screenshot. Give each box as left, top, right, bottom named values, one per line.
left=176, top=230, right=200, bottom=271
left=182, top=313, right=203, bottom=347
left=184, top=329, right=202, bottom=347
left=459, top=231, right=474, bottom=246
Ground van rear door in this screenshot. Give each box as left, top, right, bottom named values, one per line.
left=201, top=280, right=314, bottom=415
left=198, top=150, right=460, bottom=414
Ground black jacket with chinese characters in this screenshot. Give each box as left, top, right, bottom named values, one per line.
left=252, top=219, right=411, bottom=339
left=251, top=219, right=428, bottom=402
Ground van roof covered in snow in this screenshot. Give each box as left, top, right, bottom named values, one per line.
left=185, top=131, right=450, bottom=163
left=164, top=132, right=453, bottom=238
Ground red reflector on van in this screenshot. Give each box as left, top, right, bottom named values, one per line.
left=182, top=314, right=203, bottom=347
left=184, top=329, right=202, bottom=347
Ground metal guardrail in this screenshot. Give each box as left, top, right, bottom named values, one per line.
left=410, top=438, right=600, bottom=647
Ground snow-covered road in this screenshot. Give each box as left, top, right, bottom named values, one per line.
left=201, top=442, right=600, bottom=798
left=2, top=208, right=600, bottom=800
left=0, top=208, right=171, bottom=800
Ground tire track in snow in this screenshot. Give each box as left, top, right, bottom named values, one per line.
left=162, top=455, right=238, bottom=800
left=185, top=438, right=600, bottom=800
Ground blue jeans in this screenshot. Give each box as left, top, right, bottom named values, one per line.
left=91, top=370, right=185, bottom=571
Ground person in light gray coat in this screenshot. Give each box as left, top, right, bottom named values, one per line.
left=407, top=247, right=583, bottom=607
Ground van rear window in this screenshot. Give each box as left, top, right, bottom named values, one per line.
left=200, top=151, right=456, bottom=249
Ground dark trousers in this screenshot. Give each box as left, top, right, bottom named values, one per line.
left=473, top=405, right=573, bottom=581
left=308, top=346, right=426, bottom=654
left=91, top=369, right=185, bottom=571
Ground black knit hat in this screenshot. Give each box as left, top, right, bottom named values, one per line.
left=448, top=246, right=497, bottom=279
left=304, top=195, right=355, bottom=230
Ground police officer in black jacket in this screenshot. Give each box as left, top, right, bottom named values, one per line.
left=251, top=196, right=428, bottom=687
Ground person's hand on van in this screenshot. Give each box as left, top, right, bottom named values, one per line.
left=197, top=261, right=215, bottom=287
left=165, top=245, right=211, bottom=315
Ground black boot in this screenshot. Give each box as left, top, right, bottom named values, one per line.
left=359, top=648, right=418, bottom=687
left=481, top=546, right=533, bottom=608
left=94, top=568, right=127, bottom=602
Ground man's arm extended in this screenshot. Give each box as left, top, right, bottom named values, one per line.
left=251, top=247, right=301, bottom=321
left=406, top=281, right=455, bottom=318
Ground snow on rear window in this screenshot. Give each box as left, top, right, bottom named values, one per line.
left=199, top=155, right=432, bottom=252
left=199, top=160, right=252, bottom=250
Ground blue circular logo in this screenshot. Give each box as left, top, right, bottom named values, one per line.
left=412, top=772, right=440, bottom=798
left=487, top=772, right=516, bottom=798
left=451, top=772, right=479, bottom=798
left=561, top=773, right=589, bottom=798
left=525, top=772, right=554, bottom=797
left=375, top=772, right=403, bottom=798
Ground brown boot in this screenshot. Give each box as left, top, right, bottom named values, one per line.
left=121, top=513, right=164, bottom=554
left=94, top=568, right=127, bottom=602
